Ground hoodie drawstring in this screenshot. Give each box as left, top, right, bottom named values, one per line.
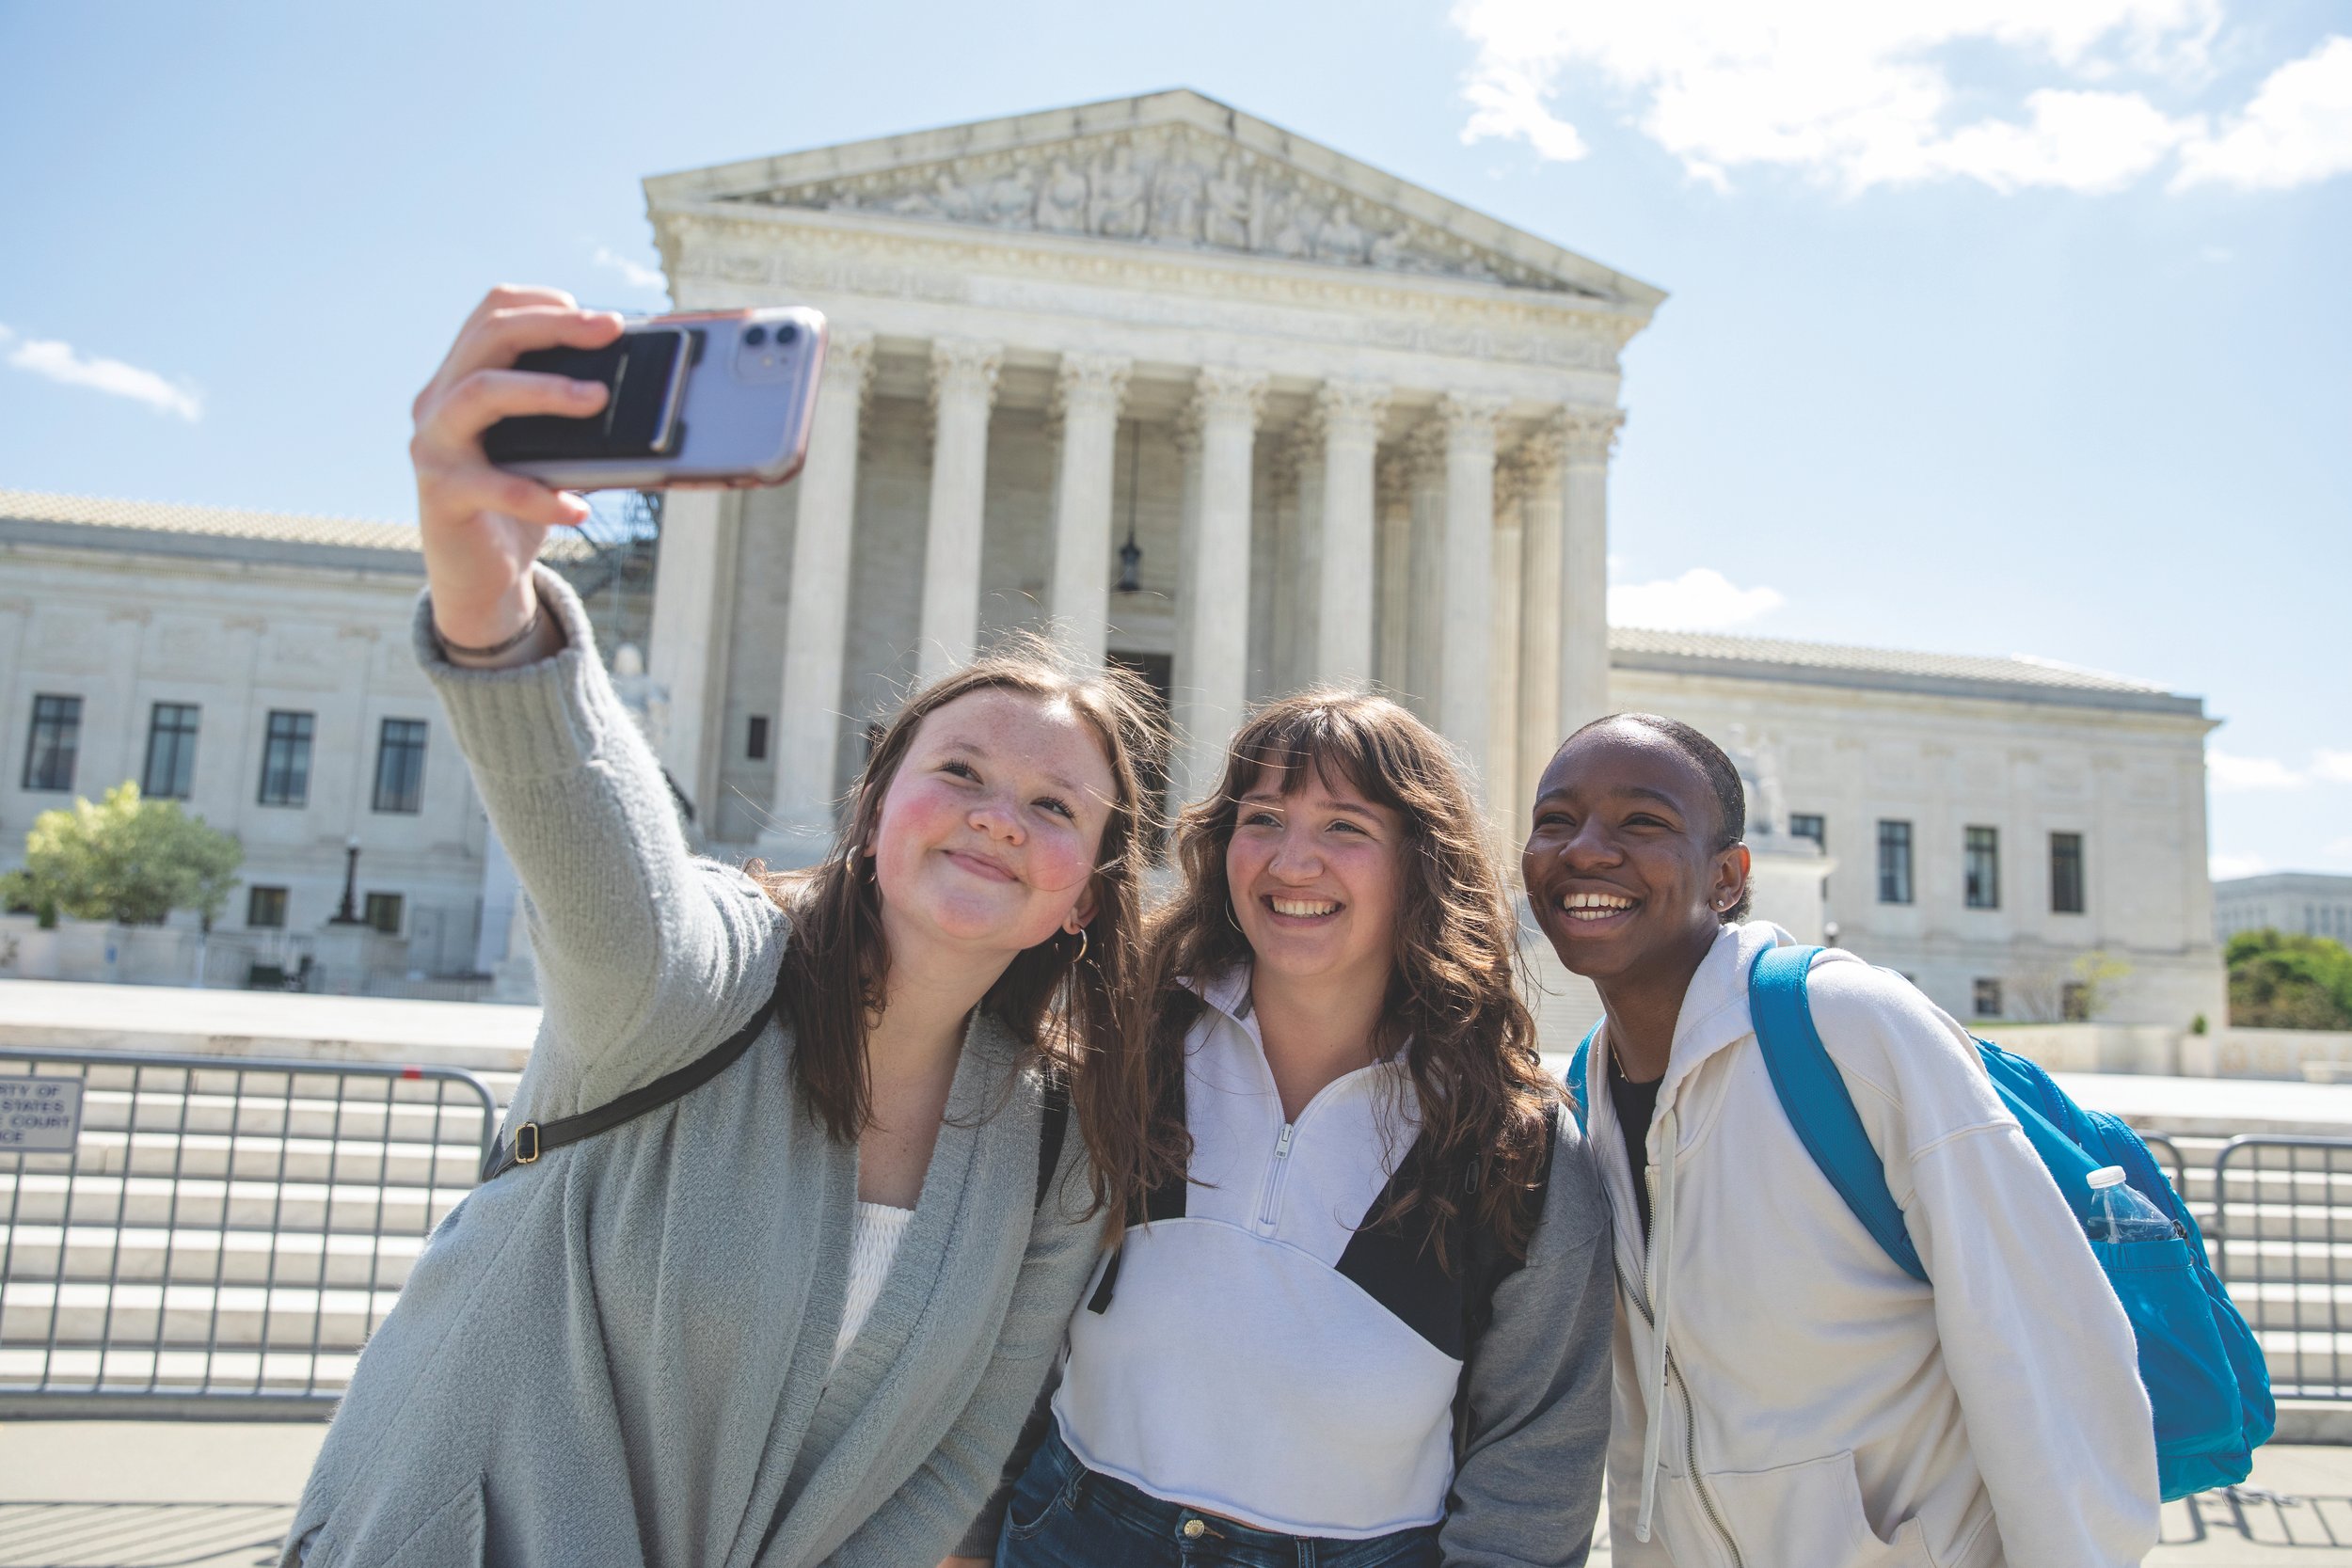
left=1635, top=1102, right=1679, bottom=1544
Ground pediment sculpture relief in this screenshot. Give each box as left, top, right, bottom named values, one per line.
left=736, top=127, right=1584, bottom=293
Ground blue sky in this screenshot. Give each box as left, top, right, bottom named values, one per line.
left=2, top=1, right=2345, bottom=879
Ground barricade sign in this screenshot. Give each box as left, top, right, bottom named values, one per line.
left=0, top=1075, right=84, bottom=1152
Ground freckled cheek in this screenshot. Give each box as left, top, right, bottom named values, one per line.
left=1019, top=830, right=1099, bottom=898
left=870, top=781, right=964, bottom=877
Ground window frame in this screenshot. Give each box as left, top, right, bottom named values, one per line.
left=141, top=701, right=201, bottom=800
left=371, top=718, right=429, bottom=815
left=1789, top=813, right=1826, bottom=850
left=1876, top=819, right=1914, bottom=905
left=746, top=714, right=769, bottom=761
left=1973, top=977, right=2004, bottom=1019
left=2050, top=831, right=2086, bottom=915
left=246, top=885, right=289, bottom=929
left=22, top=693, right=83, bottom=793
left=257, top=710, right=316, bottom=808
left=1964, top=825, right=2001, bottom=911
left=362, top=891, right=404, bottom=937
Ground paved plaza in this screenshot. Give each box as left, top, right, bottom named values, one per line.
left=0, top=1419, right=2346, bottom=1566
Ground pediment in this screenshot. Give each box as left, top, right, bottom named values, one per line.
left=644, top=91, right=1664, bottom=309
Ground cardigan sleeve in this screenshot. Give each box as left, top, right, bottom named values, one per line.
left=419, top=564, right=788, bottom=1118
left=1439, top=1105, right=1616, bottom=1567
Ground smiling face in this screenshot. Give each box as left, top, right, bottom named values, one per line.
left=1225, top=761, right=1406, bottom=995
left=1521, top=719, right=1750, bottom=990
left=866, top=687, right=1116, bottom=968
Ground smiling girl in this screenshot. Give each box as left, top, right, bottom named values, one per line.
left=1522, top=713, right=2155, bottom=1567
left=987, top=692, right=1615, bottom=1568
left=283, top=288, right=1162, bottom=1568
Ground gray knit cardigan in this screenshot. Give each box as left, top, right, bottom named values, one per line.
left=282, top=570, right=1103, bottom=1568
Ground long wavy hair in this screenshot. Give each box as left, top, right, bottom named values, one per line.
left=751, top=639, right=1167, bottom=1227
left=1144, top=691, right=1562, bottom=1263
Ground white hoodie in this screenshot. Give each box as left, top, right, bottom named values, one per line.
left=1585, top=922, right=2157, bottom=1568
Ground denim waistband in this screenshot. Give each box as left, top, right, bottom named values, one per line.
left=1032, top=1426, right=1438, bottom=1567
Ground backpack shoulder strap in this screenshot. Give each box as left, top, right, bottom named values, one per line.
left=1567, top=1024, right=1597, bottom=1132
left=1036, top=1068, right=1071, bottom=1212
left=481, top=981, right=782, bottom=1181
left=1748, top=945, right=1929, bottom=1284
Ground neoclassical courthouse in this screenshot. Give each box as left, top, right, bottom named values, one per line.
left=0, top=92, right=2226, bottom=1035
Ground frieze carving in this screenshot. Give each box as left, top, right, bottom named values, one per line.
left=729, top=126, right=1586, bottom=294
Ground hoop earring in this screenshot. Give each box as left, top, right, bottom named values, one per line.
left=1068, top=926, right=1090, bottom=965
left=1225, top=900, right=1245, bottom=934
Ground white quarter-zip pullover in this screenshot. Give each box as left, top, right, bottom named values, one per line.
left=1051, top=970, right=1458, bottom=1538
left=1587, top=922, right=2157, bottom=1568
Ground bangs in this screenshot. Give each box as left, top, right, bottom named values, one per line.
left=1227, top=701, right=1410, bottom=817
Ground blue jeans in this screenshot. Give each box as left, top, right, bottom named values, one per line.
left=994, top=1427, right=1443, bottom=1568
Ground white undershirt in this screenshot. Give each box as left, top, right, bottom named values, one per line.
left=830, top=1201, right=914, bottom=1371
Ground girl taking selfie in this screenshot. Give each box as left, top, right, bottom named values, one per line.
left=987, top=693, right=1616, bottom=1568
left=285, top=289, right=1163, bottom=1568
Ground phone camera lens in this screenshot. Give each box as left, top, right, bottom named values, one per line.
left=744, top=325, right=768, bottom=347
left=774, top=323, right=798, bottom=345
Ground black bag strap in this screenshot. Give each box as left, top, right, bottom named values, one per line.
left=482, top=987, right=1075, bottom=1212
left=480, top=984, right=782, bottom=1182
left=1452, top=1105, right=1564, bottom=1459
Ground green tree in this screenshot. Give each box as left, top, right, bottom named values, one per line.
left=7, top=783, right=242, bottom=927
left=2226, top=928, right=2352, bottom=1030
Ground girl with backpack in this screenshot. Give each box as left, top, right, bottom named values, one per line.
left=285, top=288, right=1164, bottom=1568
left=1522, top=711, right=2159, bottom=1567
left=977, top=692, right=1616, bottom=1568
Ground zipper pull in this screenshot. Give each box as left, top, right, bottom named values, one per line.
left=1274, top=1124, right=1295, bottom=1158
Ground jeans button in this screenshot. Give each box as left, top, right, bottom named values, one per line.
left=1182, top=1518, right=1206, bottom=1540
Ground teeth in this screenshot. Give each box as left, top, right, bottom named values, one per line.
left=1269, top=897, right=1341, bottom=918
left=1562, top=892, right=1634, bottom=922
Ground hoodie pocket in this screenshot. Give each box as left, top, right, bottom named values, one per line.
left=372, top=1473, right=486, bottom=1568
left=1704, top=1451, right=1932, bottom=1568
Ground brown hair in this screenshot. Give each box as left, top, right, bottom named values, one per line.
left=1146, top=690, right=1562, bottom=1262
left=751, top=638, right=1168, bottom=1227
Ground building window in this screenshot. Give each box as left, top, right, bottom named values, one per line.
left=1964, top=826, right=2001, bottom=910
left=1789, top=814, right=1825, bottom=850
left=141, top=703, right=200, bottom=800
left=2050, top=832, right=2086, bottom=915
left=363, top=892, right=404, bottom=936
left=22, top=694, right=82, bottom=792
left=746, top=715, right=769, bottom=760
left=246, top=886, right=288, bottom=928
left=372, top=719, right=428, bottom=814
left=2061, top=981, right=2091, bottom=1022
left=1877, top=820, right=1914, bottom=904
left=1973, top=977, right=2003, bottom=1018
left=258, top=711, right=315, bottom=807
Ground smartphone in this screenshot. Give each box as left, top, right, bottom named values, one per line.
left=483, top=307, right=828, bottom=491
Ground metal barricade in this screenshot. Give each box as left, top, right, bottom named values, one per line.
left=2138, top=1132, right=2188, bottom=1196
left=0, top=1046, right=496, bottom=1418
left=2212, top=1134, right=2352, bottom=1402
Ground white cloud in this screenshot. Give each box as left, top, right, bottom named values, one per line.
left=2210, top=851, right=2270, bottom=880
left=1447, top=1, right=2352, bottom=195
left=2175, top=36, right=2352, bottom=190
left=0, top=323, right=201, bottom=421
left=1608, top=567, right=1785, bottom=629
left=593, top=245, right=669, bottom=294
left=2312, top=750, right=2352, bottom=784
left=2207, top=750, right=2304, bottom=790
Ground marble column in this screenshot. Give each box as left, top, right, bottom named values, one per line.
left=1438, top=393, right=1507, bottom=775
left=764, top=331, right=875, bottom=863
left=1375, top=449, right=1412, bottom=696
left=1313, top=380, right=1390, bottom=688
left=1270, top=432, right=1311, bottom=692
left=1046, top=352, right=1132, bottom=664
left=644, top=486, right=738, bottom=824
left=1557, top=406, right=1624, bottom=737
left=1488, top=451, right=1528, bottom=836
left=1516, top=427, right=1567, bottom=771
left=1172, top=366, right=1268, bottom=805
left=1169, top=412, right=1203, bottom=708
left=1404, top=424, right=1447, bottom=717
left=916, top=339, right=1004, bottom=681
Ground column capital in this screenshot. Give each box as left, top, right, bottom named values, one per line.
left=1494, top=449, right=1534, bottom=513
left=1560, top=404, right=1627, bottom=462
left=823, top=330, right=878, bottom=404
left=1402, top=420, right=1449, bottom=483
left=1051, top=352, right=1133, bottom=420
left=1438, top=392, right=1510, bottom=458
left=1314, top=379, right=1391, bottom=444
left=930, top=338, right=1004, bottom=411
left=1190, top=366, right=1270, bottom=430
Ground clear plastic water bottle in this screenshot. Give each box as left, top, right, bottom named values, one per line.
left=2086, top=1164, right=2179, bottom=1243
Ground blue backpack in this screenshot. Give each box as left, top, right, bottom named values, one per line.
left=1569, top=944, right=2274, bottom=1501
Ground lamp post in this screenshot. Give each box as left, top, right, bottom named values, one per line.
left=329, top=836, right=364, bottom=926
